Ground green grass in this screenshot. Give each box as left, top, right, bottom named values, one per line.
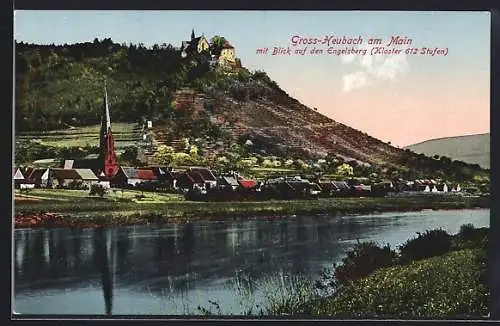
left=14, top=189, right=489, bottom=226
left=306, top=248, right=488, bottom=318
left=16, top=123, right=140, bottom=149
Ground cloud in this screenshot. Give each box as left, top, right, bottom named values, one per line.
left=341, top=40, right=410, bottom=92
left=343, top=71, right=369, bottom=92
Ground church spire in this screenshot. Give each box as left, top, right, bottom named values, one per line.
left=99, top=80, right=120, bottom=179
left=191, top=28, right=195, bottom=40
left=104, top=81, right=111, bottom=130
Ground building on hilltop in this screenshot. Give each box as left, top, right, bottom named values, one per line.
left=217, top=41, right=236, bottom=67
left=180, top=29, right=238, bottom=69
left=181, top=29, right=210, bottom=56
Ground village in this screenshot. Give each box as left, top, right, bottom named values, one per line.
left=13, top=161, right=463, bottom=202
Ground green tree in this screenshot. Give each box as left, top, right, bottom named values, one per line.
left=337, top=163, right=354, bottom=176
left=210, top=35, right=227, bottom=52
left=154, top=145, right=175, bottom=165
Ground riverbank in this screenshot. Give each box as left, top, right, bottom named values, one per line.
left=267, top=226, right=489, bottom=318
left=14, top=189, right=489, bottom=228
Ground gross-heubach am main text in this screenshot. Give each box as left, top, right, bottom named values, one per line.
left=290, top=35, right=412, bottom=47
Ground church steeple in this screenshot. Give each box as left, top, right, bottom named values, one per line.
left=99, top=81, right=119, bottom=179
left=191, top=29, right=195, bottom=40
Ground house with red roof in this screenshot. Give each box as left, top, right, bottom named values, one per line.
left=112, top=167, right=158, bottom=188
left=175, top=171, right=205, bottom=191
left=238, top=179, right=258, bottom=190
left=187, top=167, right=218, bottom=189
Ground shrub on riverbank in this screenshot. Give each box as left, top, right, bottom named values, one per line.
left=398, top=229, right=452, bottom=264
left=316, top=241, right=397, bottom=294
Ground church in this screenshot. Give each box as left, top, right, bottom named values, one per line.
left=63, top=83, right=120, bottom=181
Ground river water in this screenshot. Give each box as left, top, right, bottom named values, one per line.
left=13, top=208, right=489, bottom=316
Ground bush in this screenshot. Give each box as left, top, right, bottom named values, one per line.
left=317, top=241, right=397, bottom=292
left=398, top=229, right=452, bottom=264
left=459, top=223, right=476, bottom=240
left=89, top=184, right=107, bottom=197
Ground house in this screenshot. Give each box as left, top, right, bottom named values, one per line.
left=112, top=167, right=158, bottom=188
left=352, top=184, right=372, bottom=196
left=266, top=180, right=296, bottom=200
left=436, top=183, right=449, bottom=193
left=13, top=167, right=36, bottom=189
left=47, top=168, right=83, bottom=188
left=238, top=179, right=258, bottom=191
left=287, top=179, right=322, bottom=198
left=262, top=177, right=319, bottom=199
left=27, top=168, right=50, bottom=188
left=13, top=168, right=25, bottom=188
left=181, top=29, right=210, bottom=56
left=188, top=167, right=217, bottom=189
left=175, top=171, right=205, bottom=190
left=74, top=169, right=100, bottom=188
left=331, top=181, right=352, bottom=195
left=319, top=180, right=353, bottom=197
left=451, top=184, right=462, bottom=192
left=318, top=181, right=338, bottom=197
left=219, top=175, right=239, bottom=190
left=217, top=41, right=236, bottom=66
left=371, top=181, right=395, bottom=196
left=150, top=166, right=176, bottom=189
left=62, top=155, right=103, bottom=175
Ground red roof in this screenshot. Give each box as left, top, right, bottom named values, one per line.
left=136, top=169, right=157, bottom=180
left=222, top=41, right=234, bottom=49
left=239, top=180, right=257, bottom=189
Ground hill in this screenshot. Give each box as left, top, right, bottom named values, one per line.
left=14, top=38, right=488, bottom=182
left=405, top=134, right=490, bottom=169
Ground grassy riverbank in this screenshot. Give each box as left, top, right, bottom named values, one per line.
left=267, top=225, right=489, bottom=318
left=14, top=189, right=489, bottom=227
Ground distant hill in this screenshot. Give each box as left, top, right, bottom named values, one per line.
left=405, top=134, right=490, bottom=169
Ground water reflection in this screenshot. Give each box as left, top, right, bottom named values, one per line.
left=14, top=209, right=489, bottom=315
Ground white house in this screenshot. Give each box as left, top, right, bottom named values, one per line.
left=13, top=168, right=24, bottom=188
left=13, top=168, right=34, bottom=189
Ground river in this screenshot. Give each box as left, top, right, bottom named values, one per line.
left=13, top=208, right=489, bottom=316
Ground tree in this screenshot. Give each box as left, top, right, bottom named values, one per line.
left=154, top=145, right=175, bottom=165
left=121, top=146, right=139, bottom=165
left=337, top=163, right=354, bottom=176
left=210, top=35, right=227, bottom=52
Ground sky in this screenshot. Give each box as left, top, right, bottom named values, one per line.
left=14, top=10, right=490, bottom=147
